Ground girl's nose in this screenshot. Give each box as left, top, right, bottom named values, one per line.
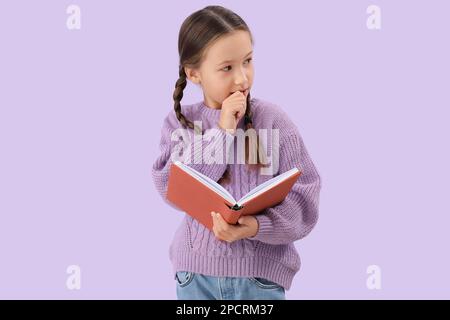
left=234, top=69, right=249, bottom=86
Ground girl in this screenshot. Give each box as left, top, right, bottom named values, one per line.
left=152, top=5, right=321, bottom=300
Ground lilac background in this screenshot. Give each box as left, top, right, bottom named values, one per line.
left=0, top=0, right=449, bottom=299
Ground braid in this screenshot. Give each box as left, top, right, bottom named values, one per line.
left=244, top=92, right=267, bottom=168
left=173, top=66, right=201, bottom=134
left=217, top=93, right=268, bottom=187
left=244, top=93, right=253, bottom=128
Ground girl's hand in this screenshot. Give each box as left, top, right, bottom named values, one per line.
left=210, top=211, right=258, bottom=243
left=218, top=90, right=249, bottom=134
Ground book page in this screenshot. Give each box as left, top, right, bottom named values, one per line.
left=237, top=167, right=300, bottom=206
left=174, top=161, right=236, bottom=205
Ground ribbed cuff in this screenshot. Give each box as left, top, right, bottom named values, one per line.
left=246, top=214, right=273, bottom=242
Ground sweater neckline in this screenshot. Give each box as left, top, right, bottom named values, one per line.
left=199, top=101, right=222, bottom=120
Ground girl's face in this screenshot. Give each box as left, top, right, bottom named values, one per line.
left=185, top=30, right=254, bottom=109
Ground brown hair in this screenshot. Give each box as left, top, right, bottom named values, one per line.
left=173, top=5, right=268, bottom=185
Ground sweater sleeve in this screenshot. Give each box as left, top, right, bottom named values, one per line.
left=151, top=112, right=234, bottom=208
left=247, top=126, right=322, bottom=245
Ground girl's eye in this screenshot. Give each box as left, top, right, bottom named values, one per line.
left=221, top=58, right=252, bottom=72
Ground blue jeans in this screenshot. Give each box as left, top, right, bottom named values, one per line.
left=175, top=271, right=286, bottom=300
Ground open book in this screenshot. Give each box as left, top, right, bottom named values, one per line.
left=166, top=161, right=301, bottom=231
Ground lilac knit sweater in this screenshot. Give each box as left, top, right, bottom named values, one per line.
left=151, top=98, right=321, bottom=290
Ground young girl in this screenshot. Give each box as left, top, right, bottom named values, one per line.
left=152, top=5, right=321, bottom=300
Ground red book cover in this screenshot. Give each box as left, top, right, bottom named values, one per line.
left=166, top=161, right=301, bottom=231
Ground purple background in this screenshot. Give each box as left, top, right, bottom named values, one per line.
left=1, top=0, right=449, bottom=299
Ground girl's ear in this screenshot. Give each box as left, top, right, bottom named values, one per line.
left=184, top=66, right=201, bottom=85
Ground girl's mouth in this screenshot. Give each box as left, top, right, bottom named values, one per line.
left=231, top=89, right=249, bottom=95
